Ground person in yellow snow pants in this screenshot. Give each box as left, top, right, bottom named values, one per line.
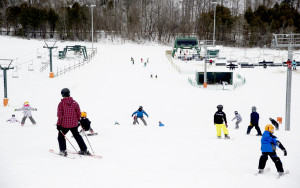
left=215, top=123, right=229, bottom=137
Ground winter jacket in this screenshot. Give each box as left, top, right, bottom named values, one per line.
left=250, top=112, right=259, bottom=124
left=292, top=61, right=297, bottom=66
left=7, top=117, right=20, bottom=123
left=57, top=97, right=81, bottom=128
left=261, top=131, right=280, bottom=152
left=214, top=111, right=227, bottom=124
left=232, top=114, right=242, bottom=122
left=132, top=110, right=148, bottom=118
left=15, top=106, right=37, bottom=117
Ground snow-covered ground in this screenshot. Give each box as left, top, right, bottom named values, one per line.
left=0, top=35, right=299, bottom=188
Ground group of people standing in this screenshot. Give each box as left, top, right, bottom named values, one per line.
left=213, top=104, right=287, bottom=176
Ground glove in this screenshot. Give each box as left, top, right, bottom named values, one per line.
left=14, top=109, right=17, bottom=111
left=57, top=125, right=61, bottom=131
left=283, top=149, right=287, bottom=156
left=225, top=123, right=228, bottom=128
left=250, top=123, right=252, bottom=126
left=35, top=108, right=37, bottom=111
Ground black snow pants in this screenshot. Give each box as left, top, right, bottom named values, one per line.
left=58, top=127, right=87, bottom=152
left=258, top=152, right=284, bottom=172
left=247, top=123, right=262, bottom=135
left=21, top=116, right=36, bottom=125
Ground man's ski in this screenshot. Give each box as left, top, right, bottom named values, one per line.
left=277, top=170, right=289, bottom=179
left=255, top=167, right=270, bottom=175
left=66, top=150, right=103, bottom=159
left=86, top=133, right=98, bottom=136
left=49, top=149, right=75, bottom=159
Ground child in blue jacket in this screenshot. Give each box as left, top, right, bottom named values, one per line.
left=258, top=124, right=287, bottom=176
left=132, top=106, right=149, bottom=126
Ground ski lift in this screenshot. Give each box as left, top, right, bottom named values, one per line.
left=28, top=61, right=34, bottom=71
left=12, top=71, right=19, bottom=78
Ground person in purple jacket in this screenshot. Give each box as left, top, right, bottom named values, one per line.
left=132, top=106, right=149, bottom=126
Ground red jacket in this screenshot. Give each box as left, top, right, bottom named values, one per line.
left=57, top=97, right=81, bottom=128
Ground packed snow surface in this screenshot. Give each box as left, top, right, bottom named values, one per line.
left=0, top=36, right=299, bottom=188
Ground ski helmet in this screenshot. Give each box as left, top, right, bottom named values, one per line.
left=61, top=88, right=70, bottom=97
left=81, top=112, right=87, bottom=118
left=234, top=111, right=238, bottom=114
left=12, top=114, right=15, bottom=117
left=265, top=124, right=274, bottom=133
left=252, top=106, right=257, bottom=112
left=138, top=106, right=143, bottom=111
left=217, top=105, right=223, bottom=111
left=24, top=101, right=29, bottom=106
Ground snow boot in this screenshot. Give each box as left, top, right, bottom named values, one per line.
left=59, top=150, right=67, bottom=156
left=224, top=135, right=230, bottom=139
left=217, top=136, right=221, bottom=139
left=258, top=169, right=264, bottom=174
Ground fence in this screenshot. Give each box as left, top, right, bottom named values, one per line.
left=166, top=51, right=182, bottom=73
left=54, top=48, right=97, bottom=77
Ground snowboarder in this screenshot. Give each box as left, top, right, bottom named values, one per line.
left=292, top=60, right=297, bottom=70
left=246, top=106, right=262, bottom=136
left=269, top=118, right=279, bottom=130
left=232, top=111, right=242, bottom=129
left=6, top=114, right=20, bottom=123
left=56, top=88, right=90, bottom=156
left=257, top=124, right=287, bottom=176
left=214, top=105, right=230, bottom=139
left=15, top=101, right=37, bottom=126
left=132, top=106, right=149, bottom=126
left=79, top=111, right=95, bottom=134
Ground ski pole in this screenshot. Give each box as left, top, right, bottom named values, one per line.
left=80, top=124, right=95, bottom=154
left=59, top=130, right=82, bottom=158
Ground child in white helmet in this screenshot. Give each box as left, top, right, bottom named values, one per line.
left=15, top=101, right=37, bottom=126
left=7, top=114, right=20, bottom=123
left=232, top=111, right=242, bottom=129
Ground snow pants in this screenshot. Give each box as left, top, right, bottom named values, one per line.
left=215, top=123, right=228, bottom=137
left=235, top=121, right=241, bottom=129
left=259, top=152, right=284, bottom=173
left=58, top=127, right=87, bottom=152
left=133, top=116, right=147, bottom=125
left=247, top=123, right=262, bottom=135
left=21, top=116, right=36, bottom=125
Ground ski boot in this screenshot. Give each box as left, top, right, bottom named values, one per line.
left=258, top=169, right=264, bottom=174
left=224, top=135, right=230, bottom=139
left=78, top=150, right=91, bottom=155
left=59, top=150, right=67, bottom=156
left=217, top=136, right=221, bottom=139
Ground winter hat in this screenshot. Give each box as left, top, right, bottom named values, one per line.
left=252, top=106, right=257, bottom=112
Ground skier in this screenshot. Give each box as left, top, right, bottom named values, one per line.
left=269, top=118, right=279, bottom=130
left=246, top=106, right=262, bottom=136
left=159, top=121, right=164, bottom=127
left=257, top=124, right=287, bottom=176
left=232, top=111, right=242, bottom=129
left=6, top=114, right=20, bottom=123
left=79, top=112, right=95, bottom=134
left=292, top=60, right=297, bottom=70
left=132, top=106, right=149, bottom=126
left=131, top=57, right=134, bottom=65
left=57, top=88, right=90, bottom=156
left=15, top=101, right=37, bottom=126
left=286, top=59, right=292, bottom=69
left=214, top=105, right=230, bottom=139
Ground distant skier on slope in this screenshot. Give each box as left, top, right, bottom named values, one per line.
left=15, top=101, right=37, bottom=126
left=232, top=111, right=242, bottom=129
left=214, top=105, right=230, bottom=139
left=6, top=114, right=20, bottom=123
left=79, top=111, right=95, bottom=134
left=246, top=106, right=262, bottom=136
left=292, top=60, right=297, bottom=70
left=132, top=106, right=149, bottom=126
left=257, top=124, right=287, bottom=176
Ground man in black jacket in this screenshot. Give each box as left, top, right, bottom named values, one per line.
left=214, top=105, right=230, bottom=139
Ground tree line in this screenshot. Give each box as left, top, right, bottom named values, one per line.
left=0, top=0, right=299, bottom=47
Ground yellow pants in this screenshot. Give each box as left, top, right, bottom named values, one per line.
left=215, top=123, right=229, bottom=136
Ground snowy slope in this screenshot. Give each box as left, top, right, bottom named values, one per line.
left=0, top=36, right=299, bottom=188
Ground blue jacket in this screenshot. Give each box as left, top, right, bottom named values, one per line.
left=250, top=112, right=259, bottom=124
left=261, top=131, right=279, bottom=152
left=132, top=110, right=148, bottom=117
left=159, top=122, right=164, bottom=126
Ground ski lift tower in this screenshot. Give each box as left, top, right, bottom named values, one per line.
left=199, top=40, right=215, bottom=88
left=0, top=59, right=14, bottom=106
left=273, top=33, right=300, bottom=131
left=43, top=41, right=57, bottom=78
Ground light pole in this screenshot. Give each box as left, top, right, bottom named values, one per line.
left=87, top=4, right=96, bottom=55
left=0, top=59, right=14, bottom=106
left=212, top=1, right=218, bottom=46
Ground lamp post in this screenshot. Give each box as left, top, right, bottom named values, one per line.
left=212, top=1, right=218, bottom=46
left=87, top=4, right=96, bottom=55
